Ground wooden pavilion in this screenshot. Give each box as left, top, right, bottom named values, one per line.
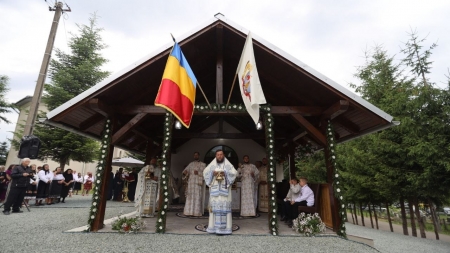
left=45, top=14, right=394, bottom=234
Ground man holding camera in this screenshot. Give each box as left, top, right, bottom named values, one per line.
left=3, top=158, right=32, bottom=215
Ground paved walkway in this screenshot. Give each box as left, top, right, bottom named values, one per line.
left=347, top=213, right=450, bottom=242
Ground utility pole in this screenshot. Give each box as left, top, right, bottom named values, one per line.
left=22, top=2, right=71, bottom=137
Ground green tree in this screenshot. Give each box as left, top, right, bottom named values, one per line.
left=0, top=75, right=13, bottom=124
left=0, top=141, right=9, bottom=165
left=26, top=15, right=109, bottom=169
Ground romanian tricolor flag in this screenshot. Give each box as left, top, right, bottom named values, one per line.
left=155, top=43, right=197, bottom=128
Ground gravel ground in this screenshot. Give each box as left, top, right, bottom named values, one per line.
left=2, top=196, right=445, bottom=253
left=346, top=223, right=450, bottom=253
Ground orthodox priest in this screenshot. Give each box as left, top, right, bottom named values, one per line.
left=237, top=155, right=259, bottom=217
left=134, top=158, right=161, bottom=217
left=203, top=149, right=237, bottom=235
left=182, top=152, right=206, bottom=216
left=258, top=157, right=269, bottom=212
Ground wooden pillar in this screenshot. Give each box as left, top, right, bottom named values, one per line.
left=288, top=142, right=296, bottom=179
left=91, top=117, right=116, bottom=231
left=216, top=24, right=223, bottom=104
left=322, top=123, right=341, bottom=232
left=145, top=140, right=154, bottom=165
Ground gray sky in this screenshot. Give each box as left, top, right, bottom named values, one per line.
left=1, top=0, right=449, bottom=144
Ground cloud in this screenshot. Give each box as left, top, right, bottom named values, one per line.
left=0, top=0, right=449, bottom=143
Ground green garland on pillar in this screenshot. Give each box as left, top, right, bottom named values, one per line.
left=326, top=120, right=347, bottom=238
left=261, top=105, right=279, bottom=236
left=155, top=112, right=173, bottom=233
left=87, top=118, right=112, bottom=231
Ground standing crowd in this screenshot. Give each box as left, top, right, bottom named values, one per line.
left=1, top=158, right=97, bottom=215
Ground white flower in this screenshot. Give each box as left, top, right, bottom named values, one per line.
left=341, top=230, right=344, bottom=233
left=104, top=135, right=108, bottom=138
left=272, top=184, right=275, bottom=188
left=272, top=228, right=276, bottom=231
left=162, top=175, right=166, bottom=178
left=273, top=215, right=276, bottom=219
left=159, top=226, right=163, bottom=230
left=165, top=143, right=168, bottom=146
left=98, top=167, right=102, bottom=170
left=273, top=232, right=276, bottom=235
left=161, top=211, right=165, bottom=215
left=91, top=215, right=95, bottom=219
left=164, top=198, right=168, bottom=202
left=332, top=155, right=335, bottom=159
left=102, top=150, right=105, bottom=153
left=268, top=128, right=272, bottom=132
left=342, top=212, right=345, bottom=215
left=101, top=155, right=105, bottom=158
left=272, top=221, right=275, bottom=225
left=270, top=173, right=273, bottom=176
left=162, top=168, right=166, bottom=171
left=163, top=161, right=166, bottom=165
left=272, top=202, right=275, bottom=206
left=272, top=197, right=274, bottom=200
left=331, top=138, right=334, bottom=141
left=270, top=156, right=273, bottom=159
left=337, top=188, right=341, bottom=193
left=95, top=196, right=98, bottom=200
left=93, top=208, right=97, bottom=212
left=163, top=181, right=166, bottom=184
left=164, top=192, right=168, bottom=196
left=164, top=186, right=167, bottom=190
left=93, top=202, right=97, bottom=206
left=97, top=173, right=100, bottom=177
left=159, top=219, right=162, bottom=222
left=97, top=180, right=100, bottom=184
left=164, top=205, right=167, bottom=209
left=342, top=204, right=345, bottom=208
left=340, top=196, right=343, bottom=200
left=336, top=181, right=339, bottom=185
left=335, top=174, right=339, bottom=178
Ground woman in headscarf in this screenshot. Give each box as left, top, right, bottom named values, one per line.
left=49, top=167, right=64, bottom=204
left=60, top=169, right=74, bottom=203
left=73, top=172, right=83, bottom=195
left=83, top=172, right=94, bottom=196
left=36, top=164, right=52, bottom=205
left=0, top=166, right=7, bottom=203
left=24, top=164, right=38, bottom=206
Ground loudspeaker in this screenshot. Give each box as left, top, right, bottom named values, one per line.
left=18, top=135, right=41, bottom=159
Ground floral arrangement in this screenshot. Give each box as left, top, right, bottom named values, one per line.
left=111, top=214, right=146, bottom=234
left=292, top=212, right=326, bottom=237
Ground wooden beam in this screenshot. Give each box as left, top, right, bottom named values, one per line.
left=272, top=106, right=323, bottom=116
left=333, top=115, right=360, bottom=134
left=172, top=132, right=285, bottom=139
left=291, top=114, right=327, bottom=146
left=91, top=117, right=116, bottom=231
left=108, top=105, right=323, bottom=116
left=216, top=24, right=223, bottom=104
left=321, top=100, right=349, bottom=120
left=111, top=113, right=148, bottom=145
left=88, top=98, right=112, bottom=117
left=289, top=142, right=296, bottom=179
left=79, top=113, right=105, bottom=131
left=113, top=105, right=166, bottom=115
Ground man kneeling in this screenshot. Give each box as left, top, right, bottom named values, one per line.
left=287, top=177, right=314, bottom=227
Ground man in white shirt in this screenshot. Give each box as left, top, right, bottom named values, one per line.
left=280, top=178, right=300, bottom=221
left=287, top=177, right=314, bottom=227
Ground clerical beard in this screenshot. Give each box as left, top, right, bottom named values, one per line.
left=216, top=157, right=224, bottom=164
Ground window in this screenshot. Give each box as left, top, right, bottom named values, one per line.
left=204, top=145, right=239, bottom=168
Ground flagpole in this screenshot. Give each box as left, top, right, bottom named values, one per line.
left=196, top=81, right=212, bottom=110
left=226, top=73, right=238, bottom=109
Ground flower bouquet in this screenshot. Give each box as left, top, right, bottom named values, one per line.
left=292, top=212, right=326, bottom=237
left=112, top=214, right=146, bottom=234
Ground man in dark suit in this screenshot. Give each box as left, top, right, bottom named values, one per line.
left=3, top=158, right=33, bottom=215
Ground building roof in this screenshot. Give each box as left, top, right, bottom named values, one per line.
left=45, top=14, right=395, bottom=154
left=14, top=96, right=32, bottom=108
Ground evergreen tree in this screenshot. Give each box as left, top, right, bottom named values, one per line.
left=0, top=75, right=13, bottom=124
left=29, top=15, right=109, bottom=169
